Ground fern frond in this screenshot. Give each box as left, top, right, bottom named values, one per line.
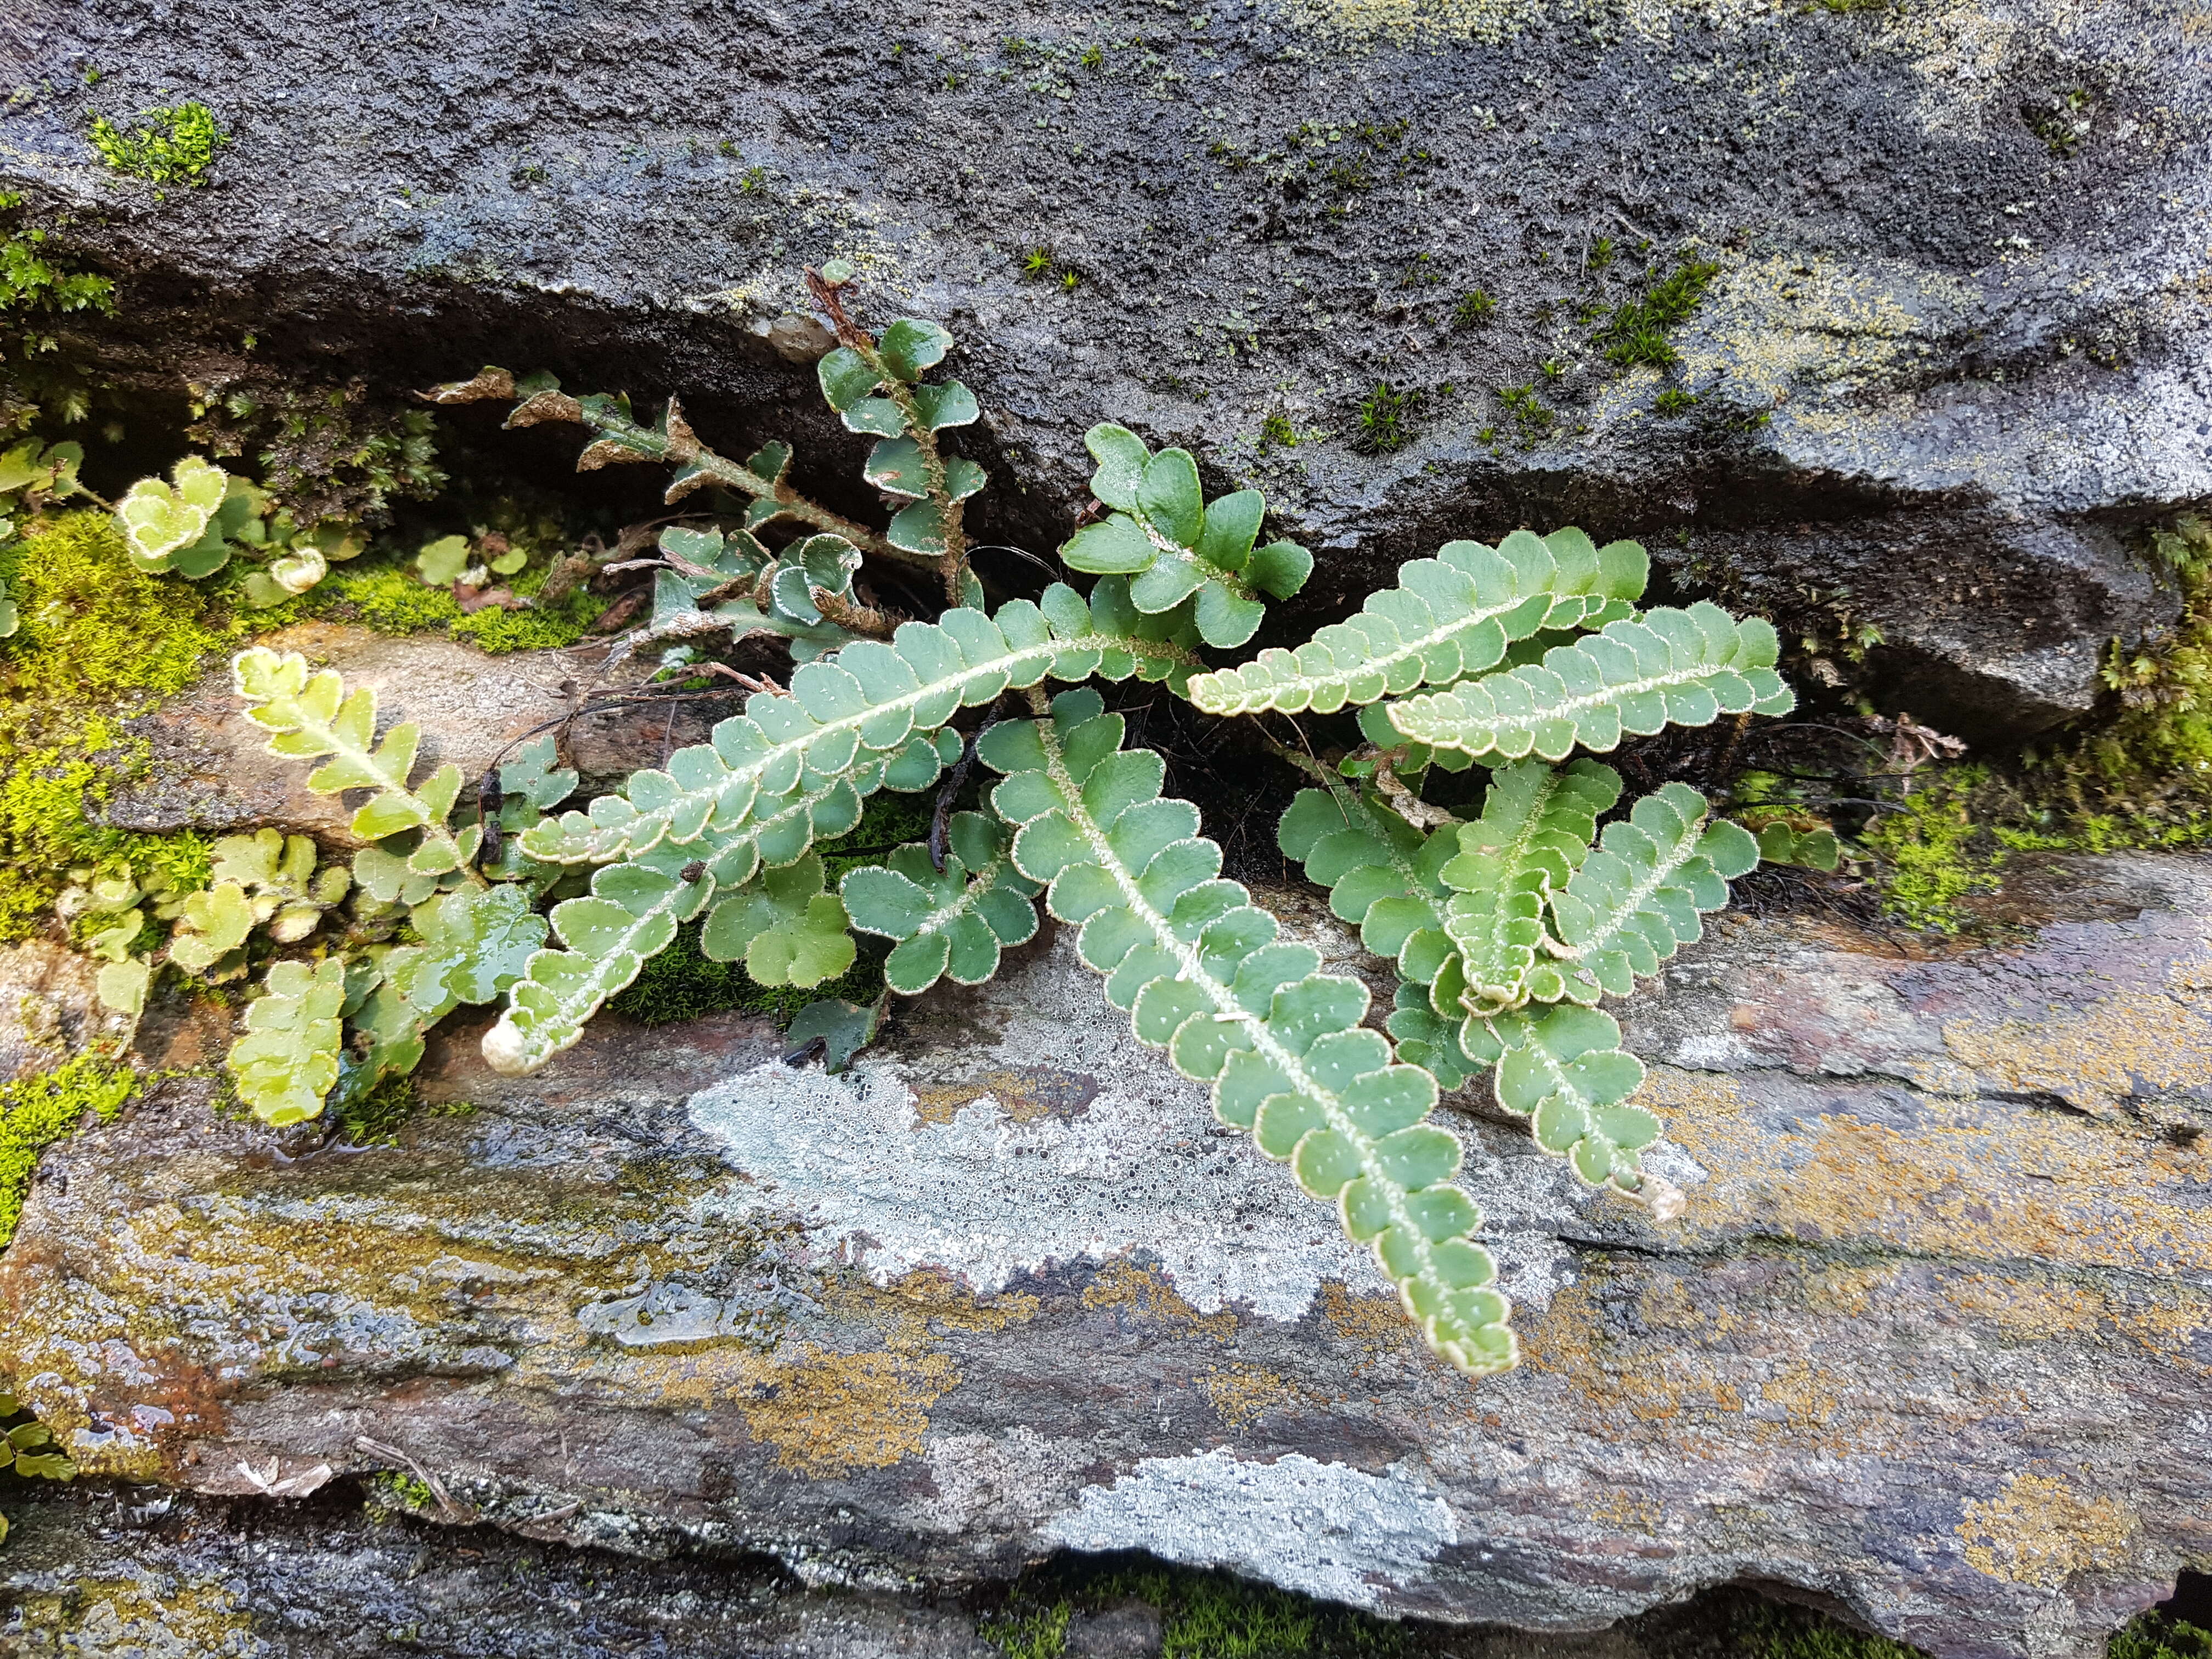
left=385, top=883, right=550, bottom=1022
left=227, top=957, right=346, bottom=1125
left=1468, top=1003, right=1656, bottom=1192
left=1519, top=782, right=1757, bottom=1006
left=482, top=844, right=717, bottom=1076
left=701, top=851, right=857, bottom=987
left=518, top=585, right=1199, bottom=869
left=981, top=689, right=1515, bottom=1378
left=1384, top=982, right=1489, bottom=1090
left=231, top=648, right=485, bottom=878
left=1189, top=528, right=1645, bottom=716
left=1059, top=425, right=1311, bottom=649
left=1385, top=601, right=1795, bottom=760
left=1440, top=759, right=1620, bottom=1013
left=840, top=811, right=1042, bottom=995
left=1275, top=779, right=1454, bottom=985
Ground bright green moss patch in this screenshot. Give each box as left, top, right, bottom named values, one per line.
left=88, top=103, right=228, bottom=188
left=1593, top=254, right=1722, bottom=369
left=0, top=1052, right=135, bottom=1246
left=1860, top=770, right=2001, bottom=933
left=310, top=557, right=603, bottom=652
left=984, top=1557, right=1412, bottom=1659
left=4, top=511, right=231, bottom=703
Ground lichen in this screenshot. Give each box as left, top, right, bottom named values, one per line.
left=0, top=1052, right=135, bottom=1247
left=1955, top=1474, right=2140, bottom=1588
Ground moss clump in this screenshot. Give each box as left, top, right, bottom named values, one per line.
left=983, top=1557, right=1410, bottom=1658
left=2061, top=515, right=2212, bottom=803
left=1351, top=382, right=1419, bottom=455
left=1593, top=254, right=1722, bottom=369
left=0, top=1052, right=136, bottom=1246
left=1860, top=769, right=2001, bottom=933
left=0, top=512, right=240, bottom=937
left=1, top=193, right=116, bottom=353
left=310, top=557, right=603, bottom=653
left=88, top=103, right=228, bottom=188
left=2111, top=1611, right=2212, bottom=1659
left=3, top=511, right=232, bottom=704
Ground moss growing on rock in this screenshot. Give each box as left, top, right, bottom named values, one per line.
left=0, top=1052, right=135, bottom=1246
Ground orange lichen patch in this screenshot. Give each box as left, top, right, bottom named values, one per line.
left=1956, top=1474, right=2141, bottom=1587
left=1759, top=1359, right=1844, bottom=1432
left=1646, top=1063, right=2212, bottom=1278
left=908, top=1064, right=1100, bottom=1126
left=1937, top=1270, right=2212, bottom=1359
left=1201, top=1364, right=1300, bottom=1428
left=734, top=1343, right=957, bottom=1477
left=1080, top=1260, right=1239, bottom=1340
left=1517, top=1272, right=1747, bottom=1429
left=1584, top=1489, right=1666, bottom=1533
left=865, top=1267, right=1040, bottom=1338
left=1319, top=1281, right=1417, bottom=1349
left=1936, top=957, right=2212, bottom=1115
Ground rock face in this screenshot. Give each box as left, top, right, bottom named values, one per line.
left=9, top=0, right=2211, bottom=737
left=104, top=622, right=725, bottom=852
left=3, top=849, right=2210, bottom=1658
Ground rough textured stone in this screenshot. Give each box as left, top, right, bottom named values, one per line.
left=0, top=943, right=105, bottom=1086
left=2, top=851, right=2208, bottom=1658
left=103, top=623, right=726, bottom=851
left=9, top=0, right=2210, bottom=736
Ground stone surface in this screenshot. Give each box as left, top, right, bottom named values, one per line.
left=9, top=1, right=2211, bottom=736
left=3, top=851, right=2210, bottom=1657
left=103, top=623, right=727, bottom=851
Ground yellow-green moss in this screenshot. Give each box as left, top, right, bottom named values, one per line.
left=310, top=557, right=603, bottom=652
left=1860, top=770, right=2001, bottom=933
left=2, top=511, right=232, bottom=703
left=2111, top=1612, right=2212, bottom=1659
left=0, top=1053, right=135, bottom=1246
left=0, top=512, right=241, bottom=937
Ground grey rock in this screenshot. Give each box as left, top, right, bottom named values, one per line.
left=102, top=622, right=727, bottom=851
left=4, top=851, right=2210, bottom=1657
left=1063, top=1600, right=1164, bottom=1658
left=0, top=1485, right=996, bottom=1658
left=8, top=1, right=2210, bottom=736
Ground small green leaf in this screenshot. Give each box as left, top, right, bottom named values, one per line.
left=114, top=455, right=227, bottom=569
left=817, top=346, right=883, bottom=411
left=878, top=318, right=953, bottom=382
left=227, top=957, right=347, bottom=1125
left=785, top=992, right=889, bottom=1073
left=1137, top=447, right=1204, bottom=549
left=701, top=853, right=856, bottom=987
left=416, top=534, right=471, bottom=585
left=913, top=380, right=980, bottom=432
left=1084, top=423, right=1151, bottom=511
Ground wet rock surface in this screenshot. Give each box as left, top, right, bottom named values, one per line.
left=2, top=850, right=2209, bottom=1657
left=9, top=1, right=2211, bottom=736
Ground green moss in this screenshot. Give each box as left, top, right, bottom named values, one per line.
left=88, top=103, right=227, bottom=188
left=1593, top=254, right=1722, bottom=369
left=2059, top=514, right=2212, bottom=802
left=309, top=557, right=603, bottom=653
left=981, top=1601, right=1073, bottom=1659
left=1, top=193, right=116, bottom=354
left=0, top=512, right=238, bottom=937
left=1860, top=769, right=2001, bottom=933
left=986, top=1558, right=1409, bottom=1659
left=0, top=1052, right=136, bottom=1247
left=3, top=511, right=231, bottom=703
left=2109, top=1611, right=2212, bottom=1659
left=1351, top=382, right=1419, bottom=455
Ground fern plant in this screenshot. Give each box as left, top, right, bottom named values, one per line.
left=184, top=267, right=1806, bottom=1377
